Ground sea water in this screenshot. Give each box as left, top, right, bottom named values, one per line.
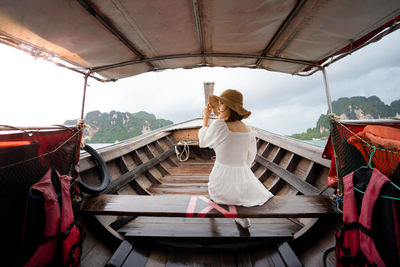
left=302, top=139, right=328, bottom=147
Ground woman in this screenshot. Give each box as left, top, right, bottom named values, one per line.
left=198, top=89, right=273, bottom=229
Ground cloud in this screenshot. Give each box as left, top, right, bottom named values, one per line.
left=329, top=66, right=400, bottom=105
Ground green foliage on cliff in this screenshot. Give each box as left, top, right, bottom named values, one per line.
left=291, top=114, right=330, bottom=140
left=290, top=96, right=400, bottom=140
left=64, top=110, right=173, bottom=143
left=332, top=96, right=394, bottom=119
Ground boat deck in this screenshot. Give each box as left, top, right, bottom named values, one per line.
left=77, top=128, right=338, bottom=267
left=105, top=240, right=304, bottom=267
left=149, top=161, right=212, bottom=195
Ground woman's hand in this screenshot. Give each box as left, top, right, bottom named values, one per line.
left=203, top=104, right=212, bottom=127
left=204, top=103, right=212, bottom=118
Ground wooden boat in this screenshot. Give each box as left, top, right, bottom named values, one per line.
left=1, top=1, right=400, bottom=266
left=77, top=118, right=335, bottom=266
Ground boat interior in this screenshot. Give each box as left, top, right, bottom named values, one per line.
left=1, top=0, right=400, bottom=266
left=76, top=118, right=338, bottom=266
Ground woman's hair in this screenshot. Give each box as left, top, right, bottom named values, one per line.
left=226, top=108, right=244, bottom=122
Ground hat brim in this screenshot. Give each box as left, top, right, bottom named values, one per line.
left=208, top=95, right=251, bottom=119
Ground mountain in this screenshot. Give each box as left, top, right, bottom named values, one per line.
left=64, top=110, right=173, bottom=143
left=291, top=96, right=400, bottom=140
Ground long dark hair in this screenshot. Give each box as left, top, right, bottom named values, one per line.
left=226, top=108, right=244, bottom=122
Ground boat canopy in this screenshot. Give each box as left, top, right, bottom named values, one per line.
left=0, top=0, right=399, bottom=81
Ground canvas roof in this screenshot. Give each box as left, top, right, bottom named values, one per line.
left=0, top=0, right=399, bottom=81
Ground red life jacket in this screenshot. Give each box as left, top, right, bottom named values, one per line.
left=336, top=168, right=400, bottom=266
left=23, top=169, right=84, bottom=267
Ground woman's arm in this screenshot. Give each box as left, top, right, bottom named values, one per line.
left=203, top=103, right=212, bottom=127
left=246, top=132, right=257, bottom=167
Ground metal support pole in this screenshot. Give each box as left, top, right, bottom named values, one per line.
left=321, top=67, right=333, bottom=114
left=80, top=71, right=91, bottom=121
left=323, top=69, right=342, bottom=198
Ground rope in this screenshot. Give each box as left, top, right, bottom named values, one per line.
left=331, top=193, right=343, bottom=214
left=0, top=127, right=83, bottom=170
left=175, top=141, right=190, bottom=162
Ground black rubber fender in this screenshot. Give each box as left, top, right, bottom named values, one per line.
left=78, top=144, right=110, bottom=194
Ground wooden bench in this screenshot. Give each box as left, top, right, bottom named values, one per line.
left=91, top=195, right=317, bottom=266
left=119, top=217, right=301, bottom=244
left=77, top=194, right=334, bottom=218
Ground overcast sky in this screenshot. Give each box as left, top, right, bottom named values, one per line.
left=1, top=30, right=399, bottom=136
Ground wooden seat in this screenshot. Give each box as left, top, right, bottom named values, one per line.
left=120, top=217, right=301, bottom=243
left=77, top=194, right=335, bottom=218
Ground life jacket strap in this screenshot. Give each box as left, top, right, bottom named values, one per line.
left=336, top=222, right=375, bottom=267
left=62, top=221, right=75, bottom=239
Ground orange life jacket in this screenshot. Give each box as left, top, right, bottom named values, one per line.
left=347, top=125, right=400, bottom=178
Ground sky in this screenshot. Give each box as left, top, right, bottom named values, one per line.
left=1, top=30, right=399, bottom=136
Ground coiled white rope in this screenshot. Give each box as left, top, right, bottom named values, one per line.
left=175, top=141, right=190, bottom=162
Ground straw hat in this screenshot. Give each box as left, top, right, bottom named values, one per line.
left=208, top=89, right=251, bottom=119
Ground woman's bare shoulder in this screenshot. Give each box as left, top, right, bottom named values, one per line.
left=226, top=121, right=251, bottom=133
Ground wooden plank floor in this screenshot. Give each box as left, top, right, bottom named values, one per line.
left=106, top=242, right=302, bottom=267
left=97, top=158, right=333, bottom=266
left=150, top=159, right=212, bottom=195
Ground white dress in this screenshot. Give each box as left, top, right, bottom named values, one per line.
left=198, top=119, right=273, bottom=207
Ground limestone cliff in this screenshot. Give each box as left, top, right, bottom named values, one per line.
left=64, top=110, right=173, bottom=143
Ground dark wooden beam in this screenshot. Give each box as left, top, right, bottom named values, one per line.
left=143, top=170, right=162, bottom=185
left=256, top=154, right=319, bottom=195
left=277, top=242, right=304, bottom=267
left=129, top=178, right=151, bottom=195
left=102, top=150, right=175, bottom=194
left=131, top=150, right=143, bottom=166
left=270, top=248, right=286, bottom=267
left=256, top=138, right=263, bottom=150
left=259, top=146, right=283, bottom=183
left=304, top=161, right=320, bottom=185
left=261, top=142, right=273, bottom=157
left=154, top=141, right=165, bottom=154
left=269, top=152, right=296, bottom=195
left=143, top=145, right=169, bottom=176
left=105, top=240, right=133, bottom=267
left=78, top=194, right=335, bottom=218
left=120, top=245, right=149, bottom=267
left=105, top=240, right=149, bottom=267
left=117, top=155, right=129, bottom=174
